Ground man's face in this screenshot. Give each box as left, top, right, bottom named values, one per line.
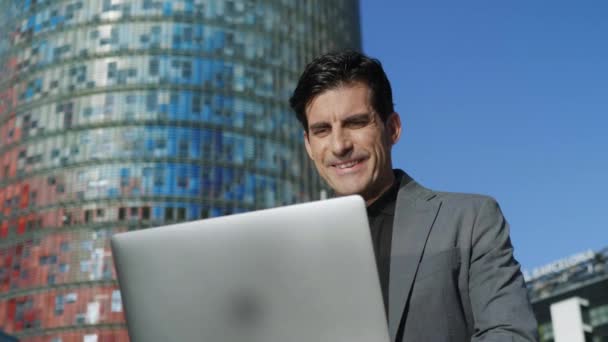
left=304, top=82, right=401, bottom=204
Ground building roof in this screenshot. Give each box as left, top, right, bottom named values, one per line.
left=527, top=247, right=608, bottom=303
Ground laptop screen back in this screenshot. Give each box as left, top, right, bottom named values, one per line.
left=111, top=195, right=389, bottom=342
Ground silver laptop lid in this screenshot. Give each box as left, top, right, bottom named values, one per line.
left=111, top=195, right=389, bottom=342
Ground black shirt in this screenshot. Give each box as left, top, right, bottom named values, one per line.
left=366, top=173, right=402, bottom=316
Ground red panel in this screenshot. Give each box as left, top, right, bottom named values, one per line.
left=17, top=217, right=26, bottom=235
left=7, top=298, right=16, bottom=321
left=24, top=309, right=35, bottom=322
left=0, top=222, right=7, bottom=238
left=20, top=184, right=29, bottom=208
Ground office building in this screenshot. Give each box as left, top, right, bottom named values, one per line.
left=0, top=0, right=361, bottom=340
left=526, top=247, right=608, bottom=342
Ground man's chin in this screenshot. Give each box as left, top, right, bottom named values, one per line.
left=331, top=186, right=366, bottom=198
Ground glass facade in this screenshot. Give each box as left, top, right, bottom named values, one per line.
left=0, top=0, right=361, bottom=340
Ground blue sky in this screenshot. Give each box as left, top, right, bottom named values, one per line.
left=359, top=0, right=608, bottom=271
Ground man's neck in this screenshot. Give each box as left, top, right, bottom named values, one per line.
left=364, top=172, right=396, bottom=207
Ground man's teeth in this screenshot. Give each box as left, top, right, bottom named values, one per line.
left=336, top=160, right=358, bottom=169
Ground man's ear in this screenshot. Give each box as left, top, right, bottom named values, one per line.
left=386, top=112, right=402, bottom=145
left=303, top=131, right=314, bottom=160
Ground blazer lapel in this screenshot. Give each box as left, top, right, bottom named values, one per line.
left=388, top=173, right=441, bottom=340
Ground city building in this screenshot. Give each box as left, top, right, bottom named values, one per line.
left=0, top=0, right=361, bottom=341
left=526, top=247, right=608, bottom=342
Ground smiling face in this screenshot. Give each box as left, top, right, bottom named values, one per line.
left=304, top=82, right=402, bottom=205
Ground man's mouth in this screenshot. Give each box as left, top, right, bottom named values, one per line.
left=332, top=158, right=364, bottom=170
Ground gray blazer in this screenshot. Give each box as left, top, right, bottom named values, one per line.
left=389, top=170, right=538, bottom=341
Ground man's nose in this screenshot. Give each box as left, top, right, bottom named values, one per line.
left=331, top=129, right=353, bottom=156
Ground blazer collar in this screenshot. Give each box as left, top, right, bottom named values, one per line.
left=387, top=170, right=441, bottom=340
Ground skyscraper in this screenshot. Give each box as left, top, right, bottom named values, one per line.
left=0, top=0, right=361, bottom=340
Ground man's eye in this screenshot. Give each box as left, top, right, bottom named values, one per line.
left=348, top=120, right=369, bottom=128
left=312, top=128, right=329, bottom=136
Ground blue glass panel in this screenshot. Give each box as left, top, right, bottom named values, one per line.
left=210, top=207, right=222, bottom=217
left=163, top=2, right=172, bottom=16
left=27, top=15, right=35, bottom=29
left=188, top=204, right=199, bottom=220
left=214, top=131, right=222, bottom=152
left=166, top=163, right=176, bottom=195
left=120, top=168, right=129, bottom=178
left=153, top=206, right=163, bottom=220
left=107, top=188, right=119, bottom=198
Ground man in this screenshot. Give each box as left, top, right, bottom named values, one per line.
left=289, top=50, right=538, bottom=341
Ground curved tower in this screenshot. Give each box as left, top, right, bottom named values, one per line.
left=0, top=0, right=361, bottom=340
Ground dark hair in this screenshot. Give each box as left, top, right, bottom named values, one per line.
left=289, top=50, right=394, bottom=132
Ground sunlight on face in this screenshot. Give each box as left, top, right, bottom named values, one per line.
left=304, top=82, right=401, bottom=205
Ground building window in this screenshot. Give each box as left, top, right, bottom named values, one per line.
left=149, top=59, right=159, bottom=75
left=66, top=293, right=77, bottom=303
left=179, top=140, right=189, bottom=157
left=192, top=95, right=201, bottom=113
left=142, top=206, right=150, bottom=220
left=177, top=176, right=188, bottom=188
left=146, top=92, right=157, bottom=111
left=75, top=314, right=86, bottom=324
left=164, top=207, right=173, bottom=221
left=177, top=207, right=186, bottom=220
left=55, top=295, right=64, bottom=315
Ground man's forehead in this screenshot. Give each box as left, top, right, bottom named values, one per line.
left=305, top=83, right=373, bottom=121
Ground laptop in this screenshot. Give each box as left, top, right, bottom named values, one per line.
left=111, top=195, right=389, bottom=342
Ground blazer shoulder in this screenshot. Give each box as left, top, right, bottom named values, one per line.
left=433, top=190, right=497, bottom=208
left=395, top=170, right=501, bottom=211
left=414, top=183, right=501, bottom=215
